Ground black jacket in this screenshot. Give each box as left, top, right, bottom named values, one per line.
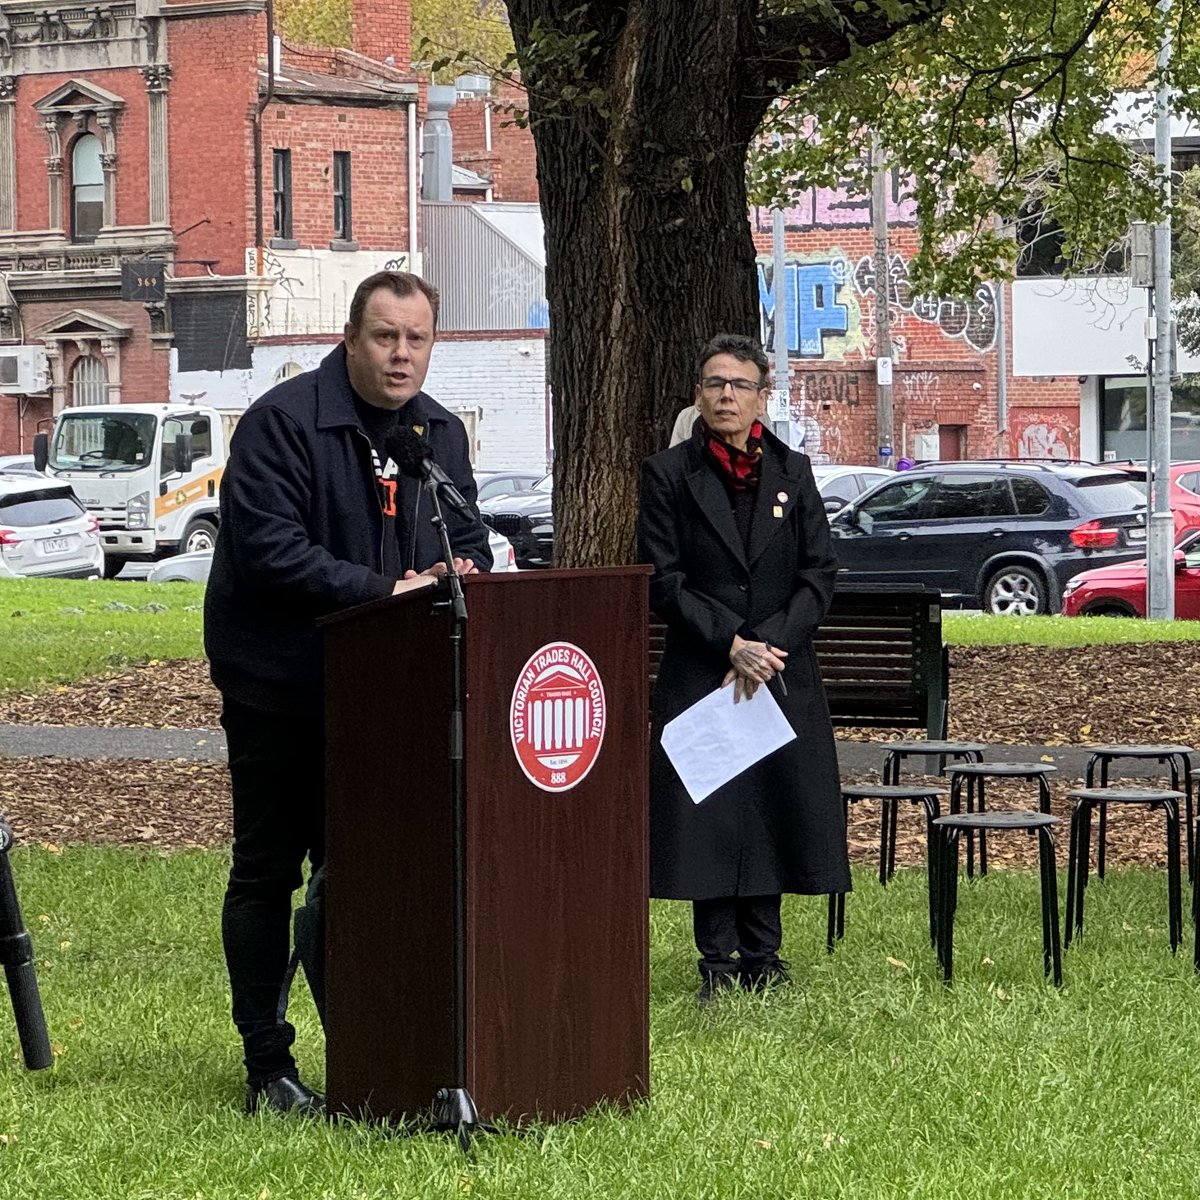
left=637, top=427, right=850, bottom=900
left=205, top=344, right=492, bottom=714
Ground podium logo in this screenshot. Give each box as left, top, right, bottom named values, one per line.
left=510, top=641, right=607, bottom=792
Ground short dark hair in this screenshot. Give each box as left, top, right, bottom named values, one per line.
left=347, top=271, right=440, bottom=331
left=697, top=333, right=768, bottom=386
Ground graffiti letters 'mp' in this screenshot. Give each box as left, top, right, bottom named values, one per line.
left=758, top=257, right=861, bottom=360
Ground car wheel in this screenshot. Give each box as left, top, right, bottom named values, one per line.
left=183, top=518, right=218, bottom=554
left=102, top=555, right=128, bottom=579
left=984, top=564, right=1048, bottom=616
left=1079, top=602, right=1138, bottom=618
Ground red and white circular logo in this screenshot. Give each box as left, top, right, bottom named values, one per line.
left=510, top=641, right=606, bottom=793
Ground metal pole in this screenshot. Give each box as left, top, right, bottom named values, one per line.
left=872, top=132, right=894, bottom=466
left=995, top=276, right=1008, bottom=455
left=1148, top=0, right=1174, bottom=621
left=771, top=203, right=790, bottom=444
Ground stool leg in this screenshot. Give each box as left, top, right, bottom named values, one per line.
left=1179, top=754, right=1194, bottom=885
left=883, top=751, right=897, bottom=787
left=939, top=830, right=960, bottom=984
left=877, top=798, right=891, bottom=886
left=1097, top=759, right=1110, bottom=881
left=1165, top=800, right=1182, bottom=954
left=922, top=799, right=939, bottom=945
left=977, top=777, right=989, bottom=878
left=826, top=893, right=839, bottom=954
left=1038, top=774, right=1051, bottom=815
left=1075, top=801, right=1092, bottom=941
left=887, top=797, right=900, bottom=882
left=1065, top=801, right=1082, bottom=947
left=1038, top=826, right=1063, bottom=986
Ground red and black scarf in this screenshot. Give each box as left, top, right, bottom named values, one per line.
left=698, top=418, right=764, bottom=491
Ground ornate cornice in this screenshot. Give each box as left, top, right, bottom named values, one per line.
left=0, top=6, right=136, bottom=54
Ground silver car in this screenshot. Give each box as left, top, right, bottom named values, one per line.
left=0, top=477, right=104, bottom=579
left=146, top=530, right=519, bottom=583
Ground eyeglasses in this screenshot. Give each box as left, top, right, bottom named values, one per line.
left=701, top=375, right=763, bottom=395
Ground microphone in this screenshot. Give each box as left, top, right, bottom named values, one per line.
left=384, top=425, right=475, bottom=521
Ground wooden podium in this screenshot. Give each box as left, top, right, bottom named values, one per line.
left=321, top=567, right=650, bottom=1125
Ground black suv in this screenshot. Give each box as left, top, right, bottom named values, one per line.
left=479, top=473, right=553, bottom=569
left=829, top=461, right=1149, bottom=614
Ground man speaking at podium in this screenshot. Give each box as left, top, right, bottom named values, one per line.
left=205, top=271, right=491, bottom=1116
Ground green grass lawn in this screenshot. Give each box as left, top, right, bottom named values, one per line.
left=2, top=848, right=1197, bottom=1198
left=2, top=578, right=1200, bottom=696
left=0, top=579, right=204, bottom=692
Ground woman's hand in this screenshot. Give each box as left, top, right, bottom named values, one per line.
left=722, top=635, right=787, bottom=703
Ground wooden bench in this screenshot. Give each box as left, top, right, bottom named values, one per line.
left=649, top=585, right=948, bottom=739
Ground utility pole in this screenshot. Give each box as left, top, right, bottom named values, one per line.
left=871, top=132, right=894, bottom=466
left=1148, top=0, right=1175, bottom=621
left=771, top=203, right=791, bottom=444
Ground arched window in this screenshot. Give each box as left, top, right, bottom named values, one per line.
left=274, top=362, right=304, bottom=383
left=70, top=354, right=108, bottom=406
left=71, top=135, right=104, bottom=242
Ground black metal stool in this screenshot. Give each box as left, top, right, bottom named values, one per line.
left=1064, top=786, right=1184, bottom=954
left=928, top=811, right=1063, bottom=985
left=828, top=785, right=948, bottom=952
left=947, top=762, right=1057, bottom=878
left=881, top=740, right=986, bottom=785
left=1085, top=745, right=1194, bottom=881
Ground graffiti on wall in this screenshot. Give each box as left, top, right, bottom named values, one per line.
left=1015, top=414, right=1078, bottom=460
left=758, top=250, right=998, bottom=360
left=752, top=171, right=917, bottom=232
left=757, top=251, right=867, bottom=362
left=852, top=254, right=997, bottom=353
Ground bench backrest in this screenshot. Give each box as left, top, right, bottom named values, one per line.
left=648, top=585, right=948, bottom=739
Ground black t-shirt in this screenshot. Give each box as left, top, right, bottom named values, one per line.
left=353, top=393, right=404, bottom=580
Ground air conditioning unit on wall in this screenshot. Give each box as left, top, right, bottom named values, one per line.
left=0, top=346, right=50, bottom=394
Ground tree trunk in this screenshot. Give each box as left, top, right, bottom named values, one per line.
left=507, top=1, right=773, bottom=567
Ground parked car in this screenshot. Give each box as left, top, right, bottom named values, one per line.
left=146, top=530, right=519, bottom=583
left=480, top=473, right=553, bottom=569
left=829, top=461, right=1149, bottom=615
left=0, top=454, right=41, bottom=477
left=474, top=470, right=544, bottom=505
left=811, top=464, right=895, bottom=515
left=0, top=476, right=104, bottom=579
left=1110, top=460, right=1200, bottom=542
left=1062, top=529, right=1200, bottom=618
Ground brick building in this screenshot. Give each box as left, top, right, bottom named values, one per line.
left=0, top=0, right=421, bottom=453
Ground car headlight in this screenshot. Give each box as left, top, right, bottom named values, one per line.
left=1063, top=576, right=1083, bottom=594
left=126, top=491, right=150, bottom=529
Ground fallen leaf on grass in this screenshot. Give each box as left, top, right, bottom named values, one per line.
left=754, top=1140, right=774, bottom=1150
left=822, top=1132, right=847, bottom=1150
left=886, top=956, right=909, bottom=972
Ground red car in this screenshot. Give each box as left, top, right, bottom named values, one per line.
left=1062, top=531, right=1200, bottom=618
left=1111, top=461, right=1200, bottom=542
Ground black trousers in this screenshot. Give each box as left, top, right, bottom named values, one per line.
left=220, top=699, right=325, bottom=1084
left=692, top=894, right=783, bottom=975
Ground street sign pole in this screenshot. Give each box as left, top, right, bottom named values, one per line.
left=1148, top=0, right=1175, bottom=621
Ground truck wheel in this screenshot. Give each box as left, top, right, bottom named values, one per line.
left=182, top=518, right=218, bottom=554
left=102, top=555, right=128, bottom=580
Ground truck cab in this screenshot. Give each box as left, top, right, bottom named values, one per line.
left=41, top=403, right=242, bottom=577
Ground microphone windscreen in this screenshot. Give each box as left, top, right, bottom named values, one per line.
left=384, top=424, right=430, bottom=479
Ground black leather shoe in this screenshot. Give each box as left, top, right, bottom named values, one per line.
left=695, top=969, right=739, bottom=1008
left=245, top=1073, right=326, bottom=1117
left=740, top=958, right=792, bottom=993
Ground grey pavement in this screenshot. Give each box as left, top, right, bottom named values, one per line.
left=0, top=722, right=1103, bottom=777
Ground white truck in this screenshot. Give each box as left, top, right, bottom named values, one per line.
left=34, top=403, right=242, bottom=577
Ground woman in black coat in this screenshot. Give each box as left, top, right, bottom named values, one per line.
left=637, top=333, right=851, bottom=1005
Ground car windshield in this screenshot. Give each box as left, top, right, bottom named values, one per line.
left=0, top=488, right=82, bottom=526
left=50, top=413, right=157, bottom=472
left=1073, top=476, right=1148, bottom=515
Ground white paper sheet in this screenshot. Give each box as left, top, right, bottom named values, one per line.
left=660, top=682, right=797, bottom=804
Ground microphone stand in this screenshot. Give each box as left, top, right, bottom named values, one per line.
left=422, top=480, right=489, bottom=1152
left=0, top=819, right=52, bottom=1071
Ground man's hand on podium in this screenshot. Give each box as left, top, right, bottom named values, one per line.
left=392, top=558, right=479, bottom=596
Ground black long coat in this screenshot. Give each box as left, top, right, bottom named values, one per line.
left=637, top=429, right=851, bottom=901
